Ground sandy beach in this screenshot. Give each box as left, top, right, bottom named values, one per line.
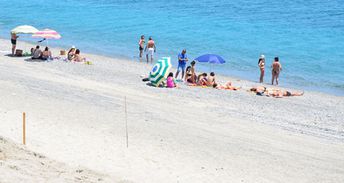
left=0, top=38, right=344, bottom=183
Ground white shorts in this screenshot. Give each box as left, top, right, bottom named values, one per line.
left=147, top=48, right=154, bottom=56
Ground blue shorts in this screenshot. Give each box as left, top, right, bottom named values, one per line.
left=177, top=63, right=186, bottom=71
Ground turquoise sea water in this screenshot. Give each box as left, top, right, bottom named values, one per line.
left=0, top=0, right=343, bottom=95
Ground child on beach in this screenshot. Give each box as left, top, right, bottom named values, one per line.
left=166, top=72, right=177, bottom=88
left=258, top=55, right=265, bottom=83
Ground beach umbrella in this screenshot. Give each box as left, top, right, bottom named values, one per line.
left=11, top=25, right=39, bottom=34
left=32, top=29, right=61, bottom=46
left=32, top=29, right=61, bottom=39
left=11, top=25, right=39, bottom=55
left=149, top=57, right=172, bottom=87
left=194, top=54, right=226, bottom=64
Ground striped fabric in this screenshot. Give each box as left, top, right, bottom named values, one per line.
left=32, top=29, right=61, bottom=39
left=149, top=57, right=172, bottom=87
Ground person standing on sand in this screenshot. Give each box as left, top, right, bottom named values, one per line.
left=271, top=57, right=282, bottom=85
left=175, top=49, right=188, bottom=80
left=11, top=33, right=19, bottom=56
left=145, top=37, right=156, bottom=63
left=258, top=55, right=265, bottom=83
left=138, top=35, right=145, bottom=60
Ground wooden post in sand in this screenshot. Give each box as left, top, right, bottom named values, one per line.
left=23, top=112, right=26, bottom=145
left=125, top=96, right=128, bottom=148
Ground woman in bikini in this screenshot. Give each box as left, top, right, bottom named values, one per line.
left=258, top=55, right=265, bottom=83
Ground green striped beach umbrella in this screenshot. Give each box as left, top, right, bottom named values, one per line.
left=149, top=57, right=172, bottom=87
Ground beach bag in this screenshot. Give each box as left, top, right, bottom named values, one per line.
left=15, top=49, right=23, bottom=57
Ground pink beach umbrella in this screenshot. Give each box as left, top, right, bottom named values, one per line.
left=32, top=29, right=61, bottom=46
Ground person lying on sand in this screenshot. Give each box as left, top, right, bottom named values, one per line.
left=250, top=87, right=304, bottom=98
left=215, top=82, right=240, bottom=90
left=266, top=89, right=304, bottom=98
left=72, top=49, right=86, bottom=62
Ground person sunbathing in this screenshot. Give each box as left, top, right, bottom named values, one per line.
left=250, top=87, right=304, bottom=97
left=250, top=86, right=267, bottom=96
left=197, top=73, right=208, bottom=86
left=207, top=72, right=217, bottom=87
left=266, top=89, right=304, bottom=98
left=72, top=49, right=86, bottom=62
left=67, top=47, right=76, bottom=61
left=216, top=82, right=240, bottom=90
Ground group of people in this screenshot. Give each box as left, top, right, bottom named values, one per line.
left=258, top=55, right=282, bottom=85
left=67, top=46, right=86, bottom=62
left=31, top=45, right=52, bottom=60
left=139, top=35, right=156, bottom=63
left=151, top=47, right=302, bottom=98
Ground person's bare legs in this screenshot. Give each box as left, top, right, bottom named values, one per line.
left=146, top=54, right=149, bottom=63
left=271, top=73, right=275, bottom=85
left=175, top=70, right=180, bottom=79
left=139, top=50, right=143, bottom=61
left=181, top=69, right=185, bottom=80
left=150, top=55, right=153, bottom=63
left=276, top=72, right=280, bottom=85
left=12, top=45, right=16, bottom=56
left=260, top=69, right=264, bottom=83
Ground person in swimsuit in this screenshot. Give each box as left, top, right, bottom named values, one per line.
left=189, top=61, right=197, bottom=84
left=185, top=66, right=192, bottom=82
left=250, top=87, right=303, bottom=98
left=145, top=37, right=156, bottom=63
left=175, top=49, right=188, bottom=80
left=67, top=47, right=76, bottom=61
left=138, top=35, right=145, bottom=60
left=41, top=47, right=52, bottom=60
left=11, top=33, right=19, bottom=56
left=166, top=72, right=177, bottom=88
left=258, top=55, right=265, bottom=83
left=207, top=72, right=217, bottom=87
left=197, top=73, right=208, bottom=86
left=267, top=89, right=304, bottom=98
left=216, top=81, right=240, bottom=90
left=72, top=49, right=86, bottom=62
left=271, top=57, right=282, bottom=85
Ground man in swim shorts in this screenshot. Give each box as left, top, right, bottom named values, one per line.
left=145, top=37, right=156, bottom=63
left=175, top=49, right=188, bottom=80
left=271, top=57, right=282, bottom=85
left=11, top=33, right=18, bottom=56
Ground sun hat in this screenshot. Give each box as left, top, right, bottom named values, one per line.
left=71, top=45, right=75, bottom=49
left=259, top=55, right=265, bottom=59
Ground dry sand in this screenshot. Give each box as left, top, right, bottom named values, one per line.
left=0, top=39, right=343, bottom=182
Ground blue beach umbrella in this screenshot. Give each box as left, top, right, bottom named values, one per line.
left=194, top=54, right=226, bottom=64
